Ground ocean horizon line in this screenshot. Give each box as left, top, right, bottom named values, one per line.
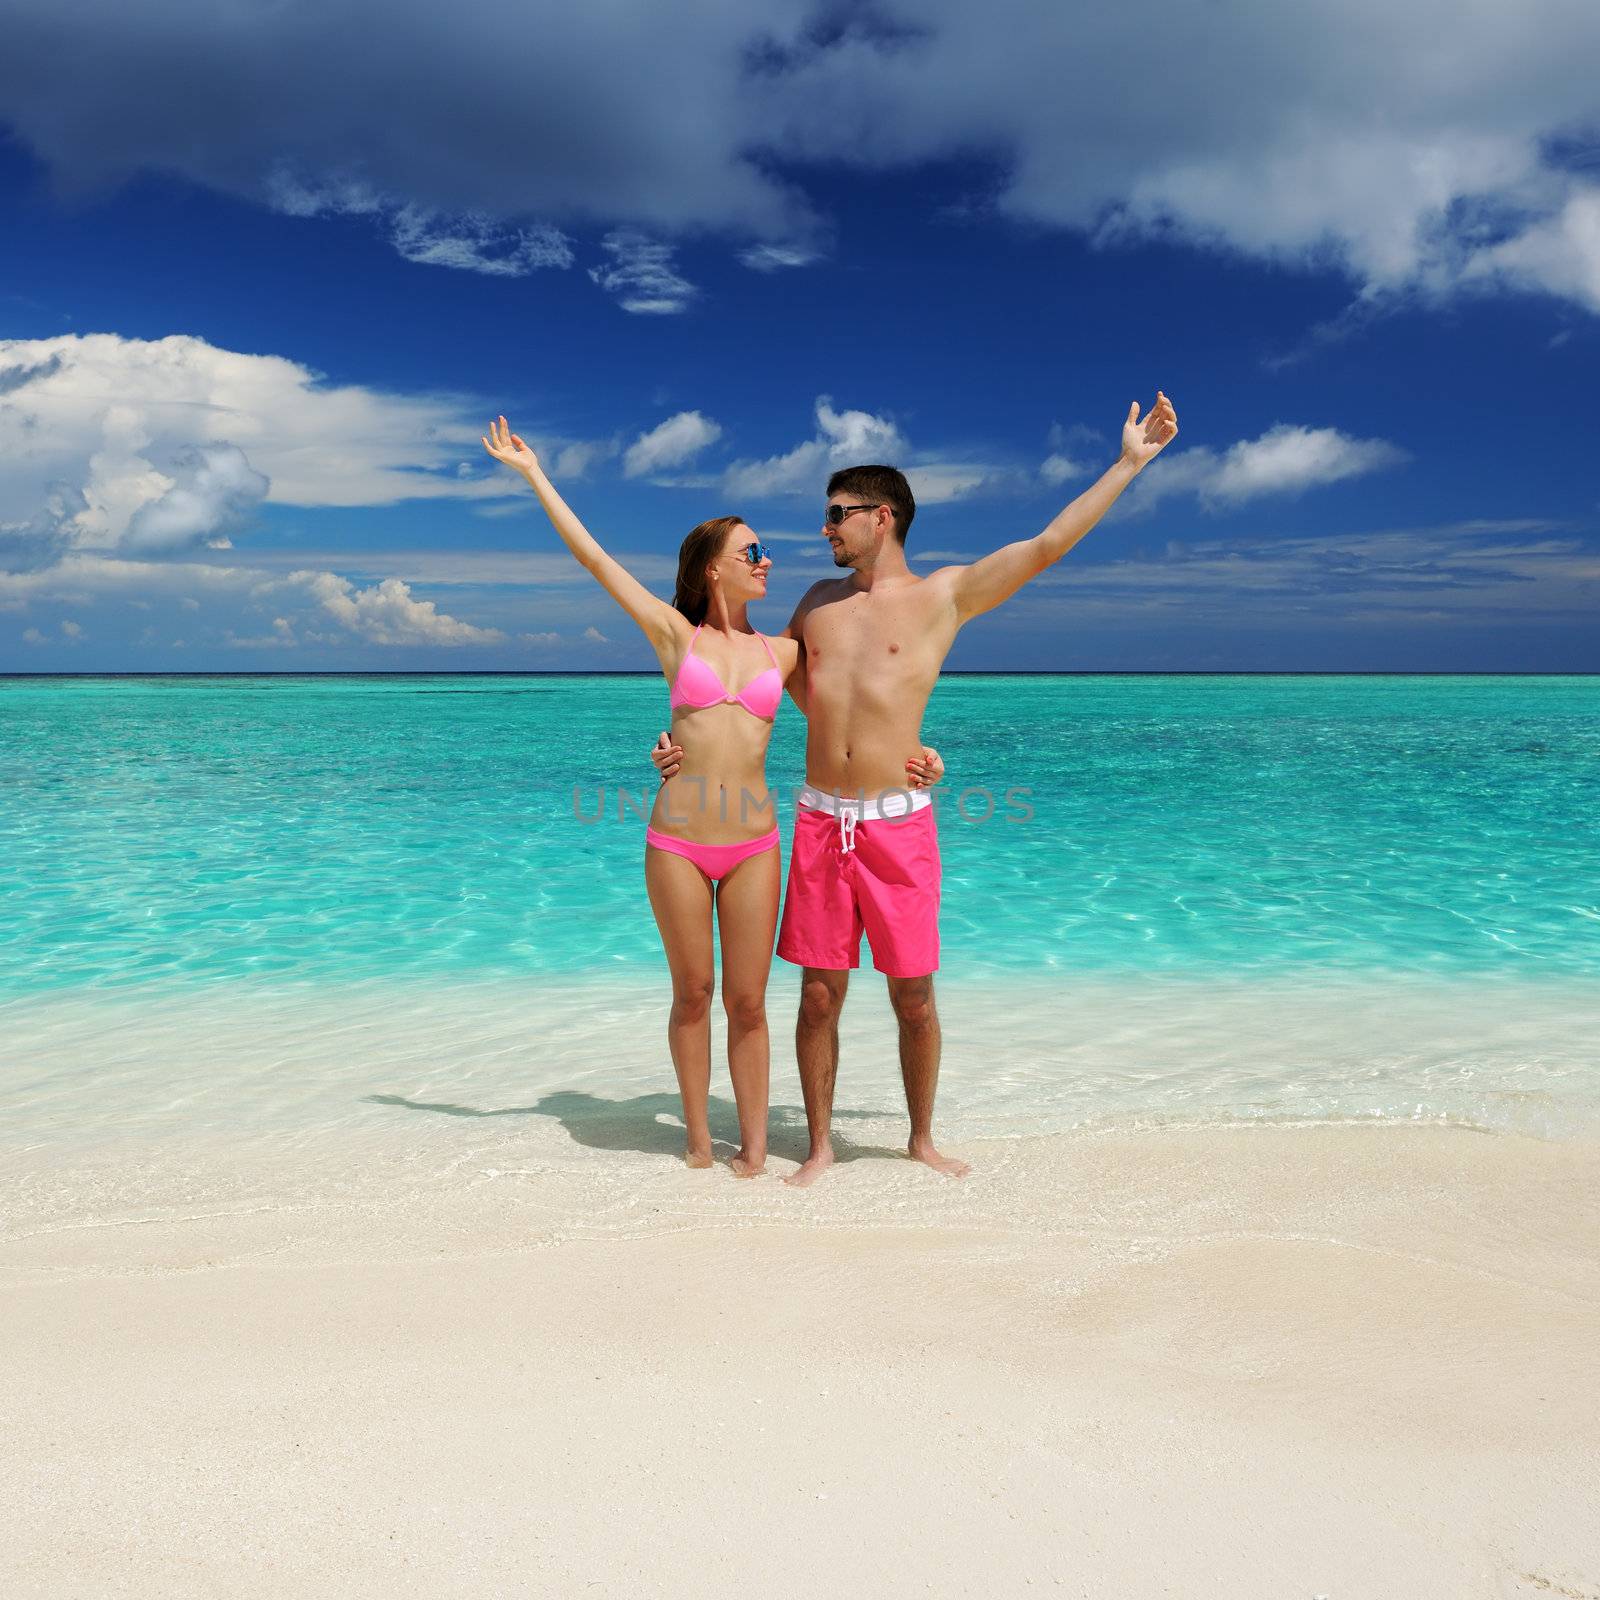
left=5, top=669, right=1598, bottom=680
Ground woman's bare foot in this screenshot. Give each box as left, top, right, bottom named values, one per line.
left=908, top=1137, right=970, bottom=1178
left=783, top=1146, right=835, bottom=1188
left=729, top=1149, right=767, bottom=1179
left=685, top=1141, right=714, bottom=1169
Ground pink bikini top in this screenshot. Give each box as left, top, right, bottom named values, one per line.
left=669, top=623, right=782, bottom=720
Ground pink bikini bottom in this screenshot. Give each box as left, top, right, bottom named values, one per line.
left=645, top=825, right=780, bottom=881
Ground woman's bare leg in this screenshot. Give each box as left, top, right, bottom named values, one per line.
left=645, top=846, right=717, bottom=1167
left=714, top=844, right=781, bottom=1176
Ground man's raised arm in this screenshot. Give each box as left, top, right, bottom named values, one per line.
left=946, top=393, right=1178, bottom=624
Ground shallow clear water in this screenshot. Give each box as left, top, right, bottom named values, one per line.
left=4, top=673, right=1597, bottom=991
left=2, top=671, right=1597, bottom=1225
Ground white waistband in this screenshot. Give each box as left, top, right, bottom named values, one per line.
left=796, top=784, right=932, bottom=821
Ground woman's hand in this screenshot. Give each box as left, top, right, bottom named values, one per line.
left=652, top=733, right=939, bottom=788
left=651, top=731, right=683, bottom=783
left=482, top=415, right=541, bottom=477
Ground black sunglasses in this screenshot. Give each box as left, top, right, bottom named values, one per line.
left=825, top=503, right=880, bottom=526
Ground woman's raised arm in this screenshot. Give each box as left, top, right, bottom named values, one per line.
left=483, top=416, right=683, bottom=653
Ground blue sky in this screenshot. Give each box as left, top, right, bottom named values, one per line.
left=1, top=1, right=1597, bottom=672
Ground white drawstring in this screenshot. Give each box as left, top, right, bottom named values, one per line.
left=797, top=783, right=928, bottom=853
left=837, top=804, right=859, bottom=855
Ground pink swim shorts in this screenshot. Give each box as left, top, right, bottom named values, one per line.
left=775, top=789, right=940, bottom=978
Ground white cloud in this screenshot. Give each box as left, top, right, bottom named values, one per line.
left=757, top=2, right=1600, bottom=319
left=589, top=232, right=696, bottom=314
left=520, top=630, right=561, bottom=646
left=1209, top=425, right=1409, bottom=506
left=267, top=176, right=576, bottom=278
left=1006, top=518, right=1600, bottom=628
left=1456, top=187, right=1600, bottom=313
left=0, top=334, right=527, bottom=557
left=1040, top=454, right=1087, bottom=486
left=59, top=619, right=82, bottom=638
left=1114, top=423, right=1409, bottom=518
left=549, top=438, right=620, bottom=479
left=213, top=547, right=679, bottom=588
left=288, top=571, right=505, bottom=646
left=738, top=244, right=821, bottom=271
left=224, top=617, right=297, bottom=649
left=723, top=398, right=908, bottom=498
left=121, top=443, right=270, bottom=556
left=388, top=205, right=574, bottom=277
left=721, top=398, right=993, bottom=504
left=1, top=550, right=509, bottom=652
left=22, top=627, right=46, bottom=645
left=582, top=625, right=609, bottom=642
left=1043, top=421, right=1107, bottom=477
left=623, top=411, right=723, bottom=478
left=903, top=465, right=989, bottom=505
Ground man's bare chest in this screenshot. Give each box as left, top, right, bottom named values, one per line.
left=803, top=590, right=946, bottom=676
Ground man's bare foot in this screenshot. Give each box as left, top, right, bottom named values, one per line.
left=783, top=1147, right=835, bottom=1188
left=685, top=1142, right=714, bottom=1169
left=730, top=1149, right=766, bottom=1178
left=908, top=1138, right=971, bottom=1178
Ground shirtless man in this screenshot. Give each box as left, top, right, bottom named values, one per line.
left=654, top=393, right=1179, bottom=1185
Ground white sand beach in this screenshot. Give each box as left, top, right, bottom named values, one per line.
left=5, top=1119, right=1597, bottom=1599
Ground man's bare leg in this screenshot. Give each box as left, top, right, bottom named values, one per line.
left=886, top=974, right=971, bottom=1177
left=785, top=966, right=849, bottom=1186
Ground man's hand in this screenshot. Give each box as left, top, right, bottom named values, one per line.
left=1119, top=391, right=1178, bottom=471
left=651, top=730, right=683, bottom=783
left=906, top=747, right=944, bottom=788
left=946, top=390, right=1179, bottom=625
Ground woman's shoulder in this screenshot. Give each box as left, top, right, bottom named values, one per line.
left=761, top=630, right=802, bottom=667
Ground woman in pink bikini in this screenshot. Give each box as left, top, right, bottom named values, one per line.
left=483, top=417, right=940, bottom=1177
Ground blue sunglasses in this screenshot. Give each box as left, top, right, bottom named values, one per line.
left=738, top=540, right=773, bottom=565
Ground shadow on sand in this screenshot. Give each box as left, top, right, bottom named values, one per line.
left=364, top=1088, right=907, bottom=1167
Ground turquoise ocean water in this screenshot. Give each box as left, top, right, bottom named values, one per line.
left=4, top=673, right=1597, bottom=991
left=3, top=672, right=1599, bottom=1234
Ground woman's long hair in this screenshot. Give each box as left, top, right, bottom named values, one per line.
left=672, top=515, right=746, bottom=623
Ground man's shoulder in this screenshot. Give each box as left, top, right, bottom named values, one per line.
left=793, top=575, right=852, bottom=613
left=904, top=565, right=964, bottom=612
left=778, top=576, right=845, bottom=641
left=803, top=574, right=852, bottom=598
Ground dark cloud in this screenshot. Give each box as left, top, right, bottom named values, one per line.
left=0, top=0, right=816, bottom=236
left=0, top=352, right=63, bottom=395
left=0, top=0, right=1596, bottom=313
left=0, top=479, right=85, bottom=573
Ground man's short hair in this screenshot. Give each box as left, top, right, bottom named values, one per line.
left=827, top=465, right=915, bottom=545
